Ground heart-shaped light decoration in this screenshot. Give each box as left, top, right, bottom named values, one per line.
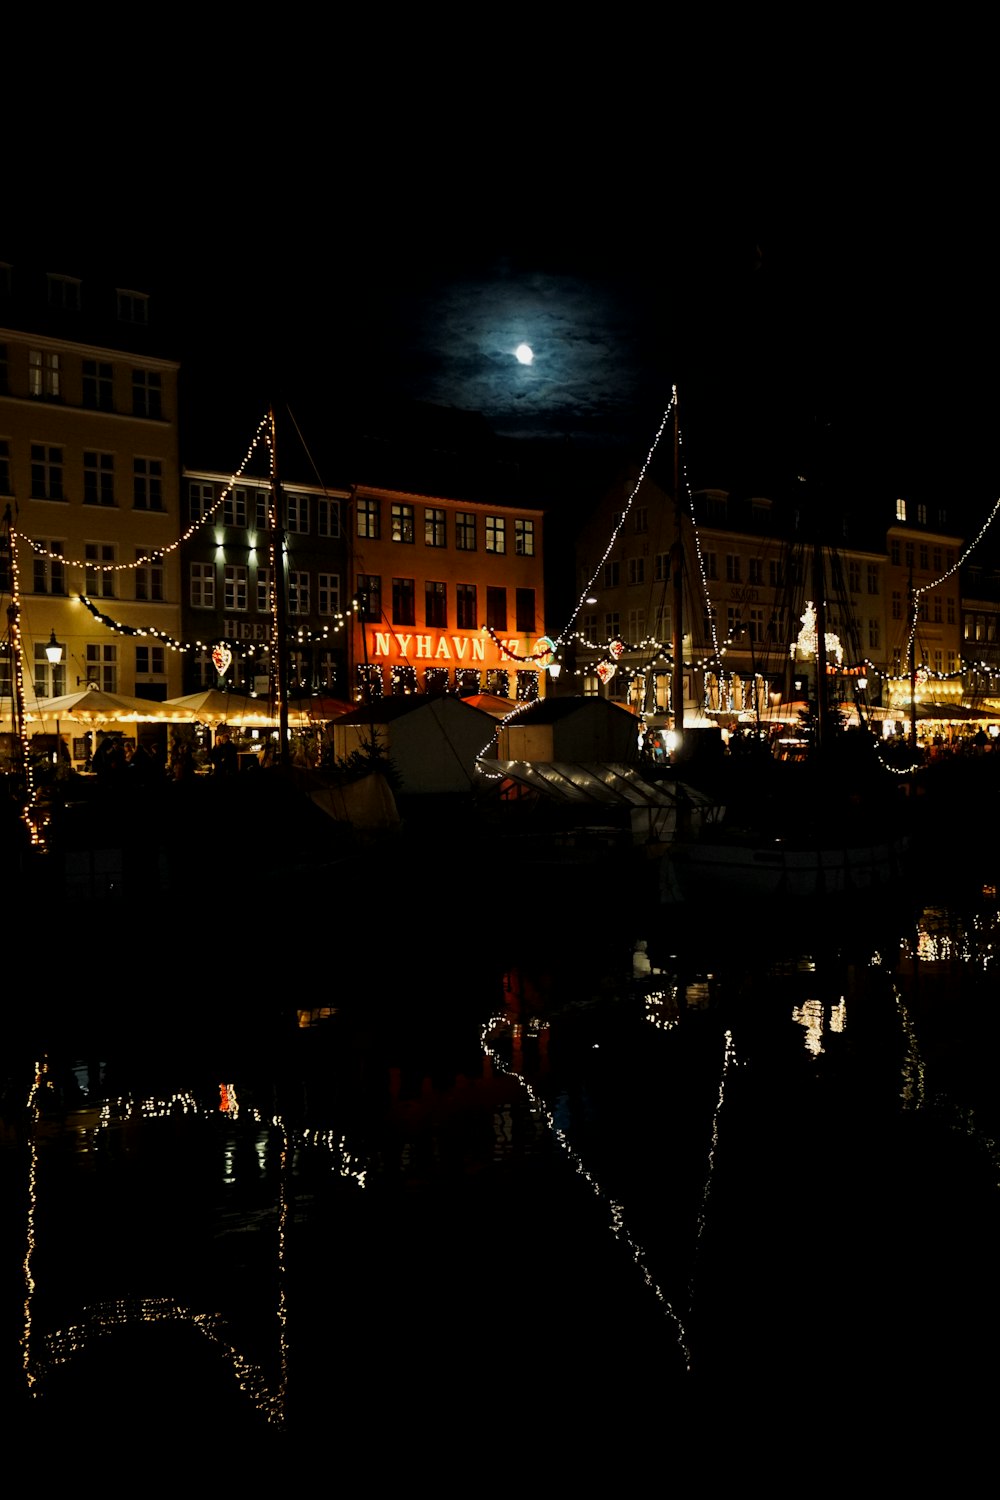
left=596, top=661, right=617, bottom=685
left=608, top=638, right=625, bottom=660
left=212, top=643, right=233, bottom=678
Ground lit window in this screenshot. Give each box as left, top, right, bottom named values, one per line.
left=357, top=497, right=380, bottom=539
left=223, top=488, right=248, bottom=528
left=29, top=350, right=60, bottom=399
left=356, top=575, right=381, bottom=621
left=896, top=498, right=907, bottom=520
left=391, top=504, right=415, bottom=543
left=34, top=641, right=65, bottom=698
left=515, top=518, right=535, bottom=556
left=486, top=516, right=505, bottom=554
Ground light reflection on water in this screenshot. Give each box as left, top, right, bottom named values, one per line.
left=6, top=889, right=1000, bottom=1445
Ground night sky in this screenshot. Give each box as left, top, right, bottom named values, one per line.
left=11, top=70, right=1000, bottom=541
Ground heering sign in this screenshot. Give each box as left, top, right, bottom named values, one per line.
left=370, top=631, right=523, bottom=663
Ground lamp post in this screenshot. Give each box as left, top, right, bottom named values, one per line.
left=45, top=630, right=64, bottom=765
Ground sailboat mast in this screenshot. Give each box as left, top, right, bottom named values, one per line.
left=670, top=391, right=684, bottom=743
left=269, top=406, right=290, bottom=769
left=812, top=534, right=829, bottom=750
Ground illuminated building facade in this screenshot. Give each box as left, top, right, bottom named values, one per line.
left=0, top=260, right=182, bottom=703
left=884, top=498, right=964, bottom=711
left=180, top=466, right=351, bottom=698
left=349, top=484, right=547, bottom=702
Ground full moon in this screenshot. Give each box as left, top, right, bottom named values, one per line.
left=514, top=343, right=534, bottom=365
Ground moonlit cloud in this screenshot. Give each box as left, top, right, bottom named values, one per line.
left=400, top=269, right=653, bottom=440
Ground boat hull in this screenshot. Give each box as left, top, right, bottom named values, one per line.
left=661, top=836, right=907, bottom=903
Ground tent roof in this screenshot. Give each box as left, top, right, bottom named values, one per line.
left=487, top=761, right=715, bottom=808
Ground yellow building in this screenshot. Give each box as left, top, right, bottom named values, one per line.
left=1, top=263, right=183, bottom=706
left=349, top=484, right=548, bottom=701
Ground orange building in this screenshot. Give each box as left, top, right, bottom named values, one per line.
left=348, top=485, right=548, bottom=701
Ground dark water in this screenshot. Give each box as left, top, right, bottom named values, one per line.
left=4, top=872, right=999, bottom=1473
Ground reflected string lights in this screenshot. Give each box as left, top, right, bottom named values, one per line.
left=21, top=1062, right=367, bottom=1427
left=480, top=1009, right=693, bottom=1371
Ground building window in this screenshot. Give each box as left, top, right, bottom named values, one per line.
left=357, top=575, right=381, bottom=621
left=257, top=566, right=272, bottom=614
left=135, top=548, right=164, bottom=602
left=655, top=552, right=670, bottom=582
left=225, top=565, right=248, bottom=612
left=425, top=508, right=446, bottom=547
left=748, top=558, right=763, bottom=585
left=933, top=595, right=942, bottom=624
left=288, top=570, right=310, bottom=615
left=191, top=562, right=215, bottom=608
left=947, top=596, right=955, bottom=625
left=933, top=547, right=943, bottom=571
left=83, top=360, right=114, bottom=411
left=516, top=670, right=539, bottom=701
left=457, top=583, right=477, bottom=629
left=869, top=619, right=880, bottom=650
left=84, top=452, right=115, bottom=506
left=34, top=642, right=66, bottom=698
left=455, top=512, right=476, bottom=551
left=33, top=540, right=65, bottom=595
left=486, top=586, right=507, bottom=631
left=749, top=607, right=764, bottom=643
left=604, top=560, right=620, bottom=588
left=317, top=498, right=341, bottom=538
left=867, top=564, right=880, bottom=595
left=486, top=516, right=506, bottom=554
left=86, top=643, right=117, bottom=692
left=29, top=350, right=61, bottom=399
left=768, top=559, right=783, bottom=587
left=633, top=507, right=648, bottom=534
left=725, top=554, right=741, bottom=584
left=896, top=498, right=907, bottom=521
left=604, top=612, right=620, bottom=641
left=391, top=504, right=415, bottom=543
left=424, top=666, right=449, bottom=695
left=189, top=481, right=213, bottom=522
left=391, top=664, right=418, bottom=694
left=516, top=588, right=535, bottom=633
left=916, top=504, right=928, bottom=525
left=135, top=644, right=165, bottom=676
left=919, top=545, right=929, bottom=570
left=892, top=591, right=902, bottom=620
left=904, top=542, right=914, bottom=568
left=654, top=605, right=670, bottom=639
left=357, top=663, right=383, bottom=699
left=132, top=369, right=162, bottom=419
left=133, top=457, right=163, bottom=510
left=287, top=494, right=309, bottom=533
left=392, top=577, right=415, bottom=625
left=315, top=649, right=338, bottom=692
left=223, top=487, right=248, bottom=528
left=486, top=669, right=510, bottom=697
left=628, top=557, right=645, bottom=586
left=890, top=540, right=901, bottom=565
left=848, top=560, right=860, bottom=593
left=357, top=497, right=380, bottom=539
left=0, top=343, right=6, bottom=395
left=117, top=289, right=148, bottom=325
left=426, top=580, right=448, bottom=627
left=704, top=552, right=718, bottom=580
left=318, top=573, right=341, bottom=615
left=515, top=518, right=535, bottom=556
left=85, top=542, right=116, bottom=598
left=46, top=273, right=80, bottom=310
left=628, top=607, right=645, bottom=641
left=0, top=440, right=9, bottom=495
left=30, top=444, right=64, bottom=500
left=455, top=668, right=481, bottom=695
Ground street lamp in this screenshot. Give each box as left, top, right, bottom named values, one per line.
left=44, top=631, right=64, bottom=766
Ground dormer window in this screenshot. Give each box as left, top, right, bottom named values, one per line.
left=47, top=274, right=81, bottom=311
left=117, top=289, right=149, bottom=325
